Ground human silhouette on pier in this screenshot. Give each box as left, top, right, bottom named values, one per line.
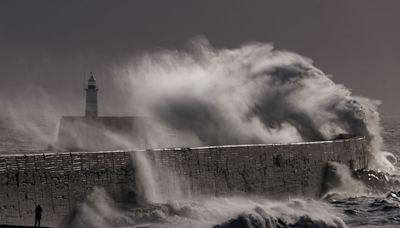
left=34, top=204, right=43, bottom=227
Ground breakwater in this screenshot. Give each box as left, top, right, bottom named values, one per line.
left=0, top=137, right=368, bottom=226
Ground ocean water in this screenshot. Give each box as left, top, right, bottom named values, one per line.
left=1, top=115, right=400, bottom=228
left=382, top=115, right=400, bottom=158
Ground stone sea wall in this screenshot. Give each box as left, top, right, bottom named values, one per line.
left=149, top=137, right=368, bottom=200
left=0, top=151, right=135, bottom=226
left=0, top=137, right=368, bottom=226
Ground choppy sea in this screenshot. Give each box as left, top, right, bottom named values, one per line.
left=1, top=115, right=400, bottom=228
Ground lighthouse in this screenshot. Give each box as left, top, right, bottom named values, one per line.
left=85, top=72, right=98, bottom=117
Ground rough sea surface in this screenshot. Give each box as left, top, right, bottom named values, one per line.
left=1, top=115, right=400, bottom=228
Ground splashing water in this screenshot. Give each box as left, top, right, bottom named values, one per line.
left=113, top=37, right=393, bottom=172
left=63, top=189, right=347, bottom=228
left=322, top=162, right=367, bottom=198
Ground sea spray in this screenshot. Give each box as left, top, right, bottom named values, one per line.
left=63, top=193, right=347, bottom=228
left=322, top=162, right=366, bottom=198
left=113, top=37, right=394, bottom=172
left=96, top=128, right=193, bottom=204
left=3, top=85, right=60, bottom=150
left=61, top=187, right=139, bottom=228
left=98, top=129, right=165, bottom=204
left=130, top=151, right=162, bottom=204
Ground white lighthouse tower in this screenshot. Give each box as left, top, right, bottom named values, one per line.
left=85, top=72, right=98, bottom=117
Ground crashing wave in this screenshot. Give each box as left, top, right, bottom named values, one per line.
left=62, top=188, right=346, bottom=228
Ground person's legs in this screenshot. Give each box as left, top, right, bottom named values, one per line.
left=38, top=217, right=41, bottom=227
left=34, top=218, right=38, bottom=227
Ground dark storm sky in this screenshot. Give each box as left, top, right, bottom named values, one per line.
left=1, top=0, right=399, bottom=115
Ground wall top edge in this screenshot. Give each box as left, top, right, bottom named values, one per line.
left=0, top=136, right=366, bottom=158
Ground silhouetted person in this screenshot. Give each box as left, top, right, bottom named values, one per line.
left=34, top=204, right=42, bottom=227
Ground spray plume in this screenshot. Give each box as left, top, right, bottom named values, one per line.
left=113, top=37, right=392, bottom=172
